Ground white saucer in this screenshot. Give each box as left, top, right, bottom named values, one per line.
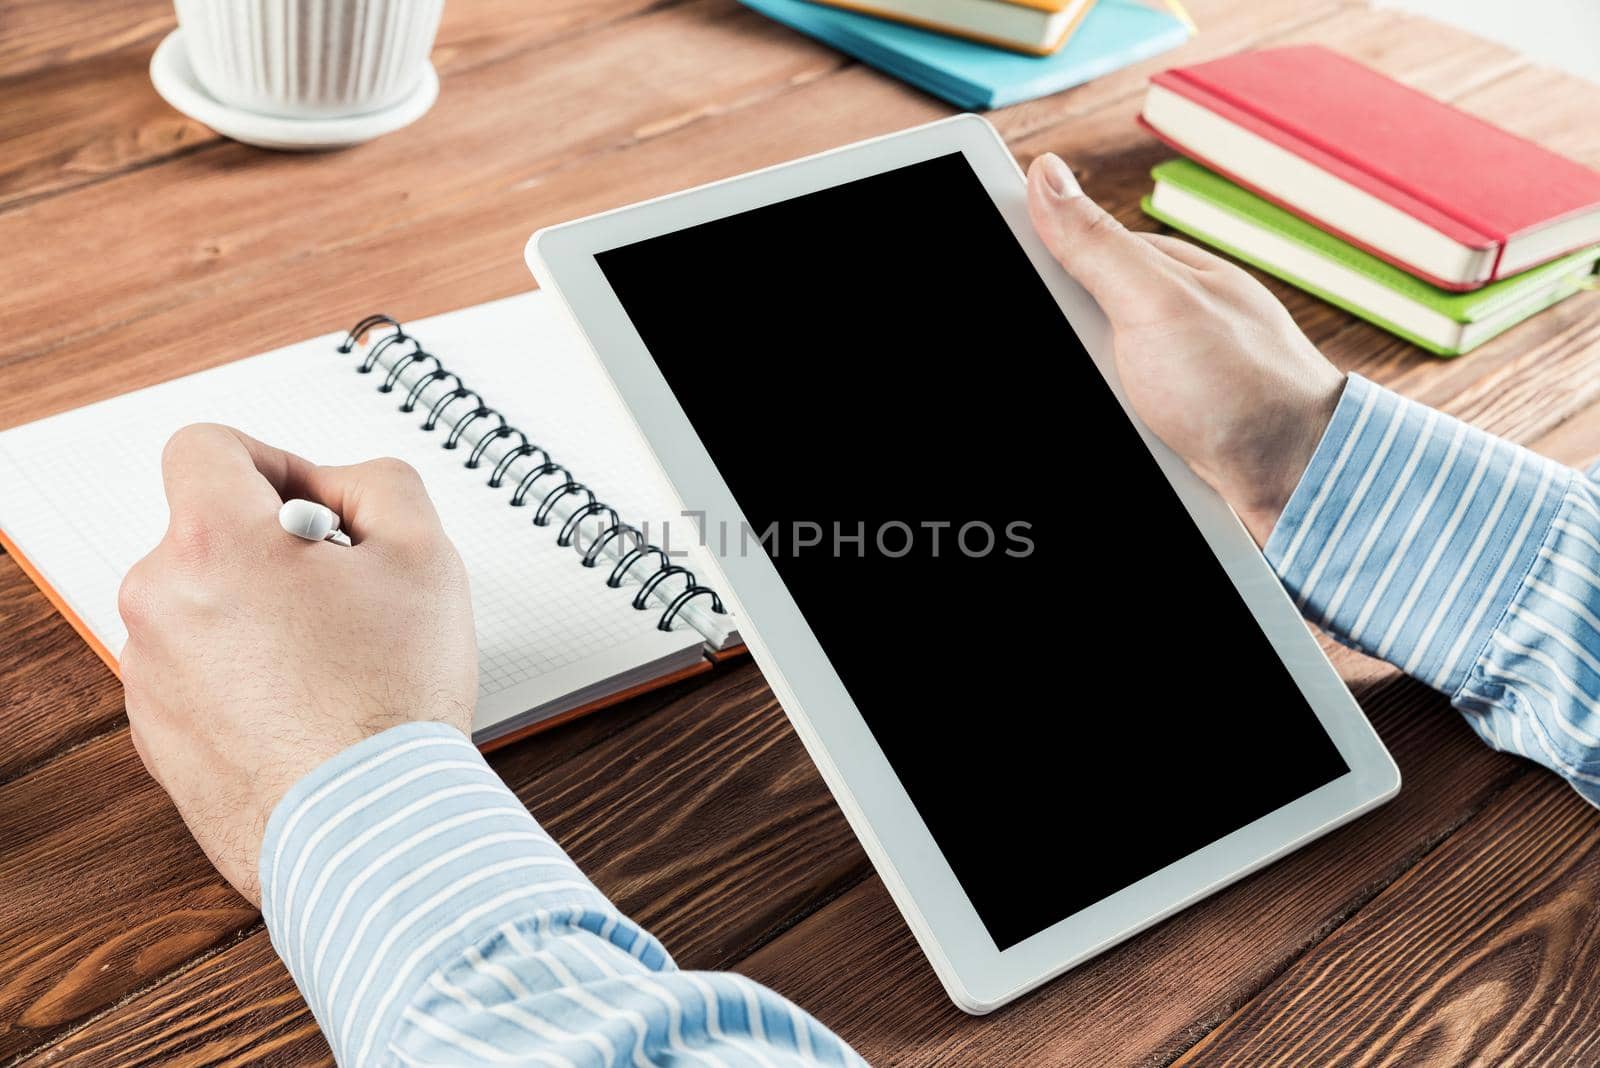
left=149, top=29, right=439, bottom=151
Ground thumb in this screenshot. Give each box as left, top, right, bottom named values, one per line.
left=1026, top=153, right=1166, bottom=322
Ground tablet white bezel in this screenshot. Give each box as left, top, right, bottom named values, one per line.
left=525, top=114, right=1401, bottom=1014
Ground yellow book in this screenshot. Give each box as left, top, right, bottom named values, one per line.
left=810, top=0, right=1098, bottom=55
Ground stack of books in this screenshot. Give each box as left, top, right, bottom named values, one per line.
left=1138, top=46, right=1600, bottom=356
left=739, top=0, right=1193, bottom=110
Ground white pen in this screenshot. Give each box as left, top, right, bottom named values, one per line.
left=278, top=498, right=352, bottom=546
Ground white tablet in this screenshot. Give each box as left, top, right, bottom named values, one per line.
left=525, top=114, right=1400, bottom=1013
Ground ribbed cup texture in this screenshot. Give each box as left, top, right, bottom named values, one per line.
left=174, top=0, right=443, bottom=118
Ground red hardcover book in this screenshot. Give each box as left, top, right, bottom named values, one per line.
left=1139, top=45, right=1600, bottom=290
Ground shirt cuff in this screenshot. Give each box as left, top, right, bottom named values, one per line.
left=1265, top=373, right=1571, bottom=698
left=258, top=722, right=662, bottom=1066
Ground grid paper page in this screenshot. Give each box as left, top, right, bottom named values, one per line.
left=386, top=294, right=740, bottom=649
left=0, top=292, right=705, bottom=734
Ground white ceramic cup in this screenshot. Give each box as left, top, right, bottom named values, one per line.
left=174, top=0, right=444, bottom=119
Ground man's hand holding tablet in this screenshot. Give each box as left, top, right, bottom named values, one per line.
left=1026, top=151, right=1345, bottom=547
left=528, top=114, right=1399, bottom=1013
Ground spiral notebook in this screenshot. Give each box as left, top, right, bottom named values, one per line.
left=0, top=293, right=744, bottom=747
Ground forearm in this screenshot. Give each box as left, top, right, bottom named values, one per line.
left=1266, top=374, right=1600, bottom=806
left=260, top=723, right=862, bottom=1066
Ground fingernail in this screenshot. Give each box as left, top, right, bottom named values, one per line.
left=1038, top=153, right=1081, bottom=198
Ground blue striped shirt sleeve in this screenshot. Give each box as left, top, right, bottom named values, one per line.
left=259, top=722, right=865, bottom=1067
left=1266, top=373, right=1600, bottom=808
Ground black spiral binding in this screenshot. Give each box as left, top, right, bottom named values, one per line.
left=339, top=315, right=727, bottom=632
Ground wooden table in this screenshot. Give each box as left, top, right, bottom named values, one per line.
left=4, top=1, right=1599, bottom=1064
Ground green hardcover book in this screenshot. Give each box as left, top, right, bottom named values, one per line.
left=1142, top=158, right=1600, bottom=357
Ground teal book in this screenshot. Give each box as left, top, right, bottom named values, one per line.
left=1143, top=159, right=1600, bottom=357
left=737, top=0, right=1191, bottom=110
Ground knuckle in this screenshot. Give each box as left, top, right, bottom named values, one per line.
left=165, top=511, right=222, bottom=565
left=117, top=563, right=156, bottom=632
left=365, top=456, right=422, bottom=486
left=1078, top=205, right=1127, bottom=243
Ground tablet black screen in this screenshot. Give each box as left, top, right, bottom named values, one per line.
left=594, top=151, right=1349, bottom=951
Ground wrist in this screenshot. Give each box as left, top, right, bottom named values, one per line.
left=253, top=722, right=609, bottom=1066
left=255, top=721, right=474, bottom=906
left=1220, top=373, right=1346, bottom=546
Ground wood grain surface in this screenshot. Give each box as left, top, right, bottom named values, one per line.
left=2, top=0, right=1598, bottom=1064
left=1172, top=773, right=1600, bottom=1067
